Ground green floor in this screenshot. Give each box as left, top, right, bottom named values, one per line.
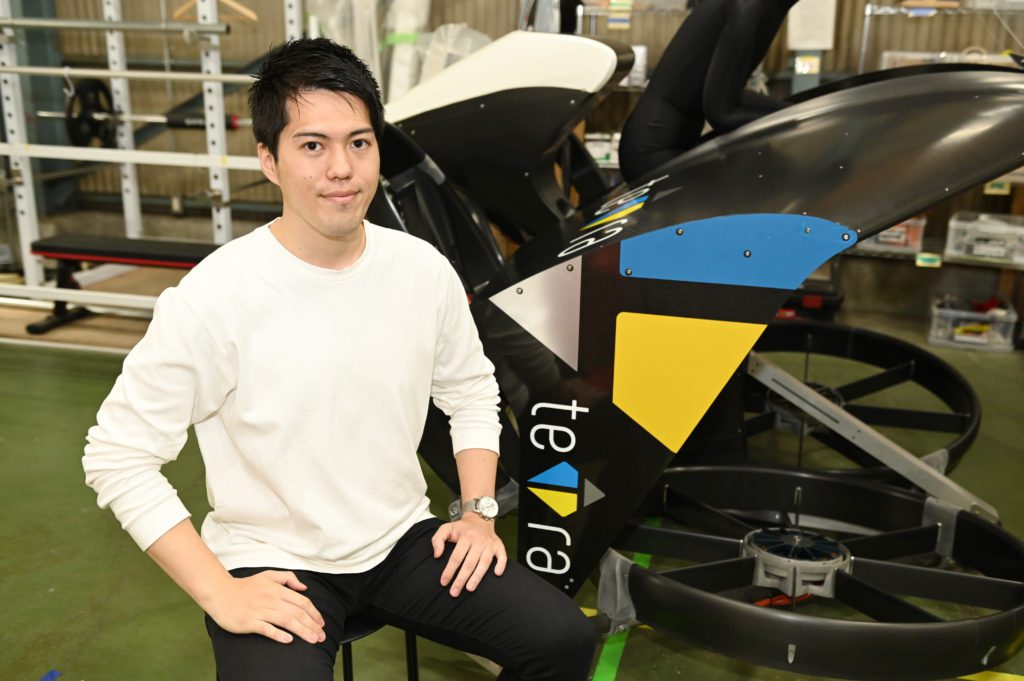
left=1, top=310, right=1022, bottom=681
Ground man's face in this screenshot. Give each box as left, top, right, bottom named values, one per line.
left=258, top=89, right=380, bottom=243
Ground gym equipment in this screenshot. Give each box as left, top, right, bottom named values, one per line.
left=42, top=78, right=251, bottom=148
left=26, top=234, right=217, bottom=334
left=0, top=16, right=229, bottom=35
left=0, top=64, right=253, bottom=84
left=64, top=79, right=116, bottom=148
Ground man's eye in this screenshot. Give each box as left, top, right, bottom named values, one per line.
left=353, top=139, right=370, bottom=150
left=304, top=142, right=322, bottom=151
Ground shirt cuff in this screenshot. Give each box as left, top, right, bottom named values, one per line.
left=451, top=428, right=501, bottom=458
left=122, top=495, right=192, bottom=552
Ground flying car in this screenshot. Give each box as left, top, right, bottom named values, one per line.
left=376, top=27, right=1024, bottom=680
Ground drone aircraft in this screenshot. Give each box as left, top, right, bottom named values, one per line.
left=372, top=24, right=1024, bottom=680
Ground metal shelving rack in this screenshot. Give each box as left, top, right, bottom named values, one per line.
left=858, top=2, right=1024, bottom=73
left=0, top=0, right=302, bottom=306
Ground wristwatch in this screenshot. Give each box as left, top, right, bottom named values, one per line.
left=462, top=495, right=499, bottom=521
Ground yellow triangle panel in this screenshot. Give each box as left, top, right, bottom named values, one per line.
left=527, top=487, right=578, bottom=517
left=613, top=313, right=766, bottom=452
left=581, top=201, right=646, bottom=231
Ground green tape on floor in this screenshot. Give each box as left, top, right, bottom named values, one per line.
left=592, top=518, right=659, bottom=681
left=594, top=630, right=629, bottom=680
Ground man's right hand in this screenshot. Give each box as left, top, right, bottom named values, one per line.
left=205, top=570, right=327, bottom=645
left=146, top=520, right=326, bottom=645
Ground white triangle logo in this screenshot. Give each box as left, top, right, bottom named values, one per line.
left=490, top=256, right=582, bottom=370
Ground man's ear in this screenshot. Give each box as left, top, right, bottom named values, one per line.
left=257, top=143, right=280, bottom=187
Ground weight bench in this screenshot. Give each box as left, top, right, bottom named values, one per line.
left=28, top=234, right=218, bottom=334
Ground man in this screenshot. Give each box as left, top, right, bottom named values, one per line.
left=83, top=38, right=595, bottom=681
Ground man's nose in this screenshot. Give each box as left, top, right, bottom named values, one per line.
left=326, top=148, right=352, bottom=180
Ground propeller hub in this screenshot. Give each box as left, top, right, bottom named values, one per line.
left=742, top=527, right=852, bottom=598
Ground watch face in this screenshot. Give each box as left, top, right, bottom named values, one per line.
left=477, top=496, right=499, bottom=518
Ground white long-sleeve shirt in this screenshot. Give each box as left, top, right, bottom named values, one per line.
left=83, top=221, right=501, bottom=573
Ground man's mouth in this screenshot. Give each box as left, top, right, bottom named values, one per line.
left=321, top=191, right=358, bottom=204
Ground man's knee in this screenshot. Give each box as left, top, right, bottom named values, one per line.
left=511, top=603, right=597, bottom=681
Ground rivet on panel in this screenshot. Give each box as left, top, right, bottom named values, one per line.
left=676, top=228, right=684, bottom=236
left=566, top=264, right=574, bottom=272
left=842, top=233, right=851, bottom=241
left=625, top=268, right=633, bottom=276
left=743, top=250, right=752, bottom=257
left=516, top=287, right=523, bottom=294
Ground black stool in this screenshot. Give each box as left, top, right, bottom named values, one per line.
left=341, top=616, right=419, bottom=681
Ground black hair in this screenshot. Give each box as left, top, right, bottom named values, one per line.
left=249, top=38, right=384, bottom=159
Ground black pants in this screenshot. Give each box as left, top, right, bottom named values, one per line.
left=205, top=518, right=596, bottom=680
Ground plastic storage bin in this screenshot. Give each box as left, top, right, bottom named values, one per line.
left=944, top=212, right=1024, bottom=265
left=928, top=296, right=1018, bottom=352
left=856, top=216, right=926, bottom=255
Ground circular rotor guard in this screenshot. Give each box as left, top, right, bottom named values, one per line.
left=745, top=320, right=982, bottom=479
left=613, top=465, right=1024, bottom=680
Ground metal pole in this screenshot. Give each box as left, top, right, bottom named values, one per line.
left=0, top=283, right=157, bottom=310
left=103, top=0, right=143, bottom=239
left=0, top=0, right=42, bottom=286
left=284, top=0, right=303, bottom=41
left=198, top=0, right=232, bottom=244
left=0, top=142, right=261, bottom=170
left=858, top=3, right=874, bottom=74
left=36, top=110, right=252, bottom=127
left=0, top=64, right=253, bottom=84
left=747, top=352, right=999, bottom=522
left=0, top=17, right=230, bottom=35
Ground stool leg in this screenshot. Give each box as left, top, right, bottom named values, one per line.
left=342, top=641, right=354, bottom=681
left=405, top=630, right=418, bottom=681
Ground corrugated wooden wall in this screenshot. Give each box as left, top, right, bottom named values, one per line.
left=428, top=0, right=519, bottom=37
left=764, top=2, right=1024, bottom=75
left=47, top=1, right=1024, bottom=203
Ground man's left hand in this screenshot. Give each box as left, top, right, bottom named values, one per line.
left=431, top=514, right=507, bottom=597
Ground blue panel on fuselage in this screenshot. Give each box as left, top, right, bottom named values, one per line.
left=618, top=214, right=856, bottom=290
left=527, top=461, right=579, bottom=489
